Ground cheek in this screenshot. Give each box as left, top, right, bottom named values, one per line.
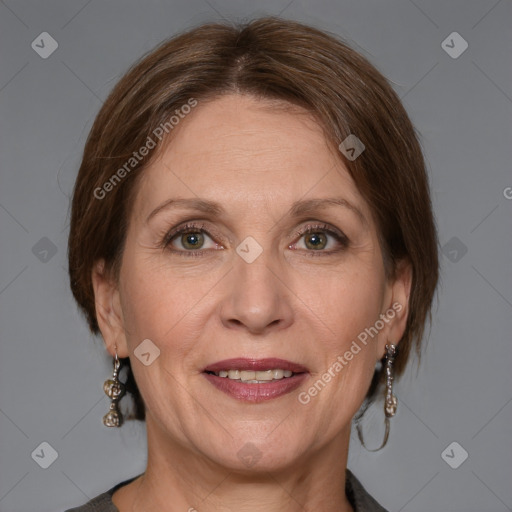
left=118, top=250, right=216, bottom=381
left=300, top=266, right=385, bottom=402
left=117, top=259, right=195, bottom=423
left=303, top=265, right=385, bottom=345
left=119, top=250, right=193, bottom=339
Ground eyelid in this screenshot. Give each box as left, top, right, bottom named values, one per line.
left=161, top=220, right=349, bottom=255
left=289, top=222, right=349, bottom=252
left=161, top=221, right=223, bottom=248
left=292, top=222, right=348, bottom=242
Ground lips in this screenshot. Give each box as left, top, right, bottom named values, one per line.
left=203, top=358, right=309, bottom=403
left=203, top=358, right=309, bottom=373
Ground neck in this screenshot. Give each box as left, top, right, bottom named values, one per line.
left=114, top=420, right=355, bottom=512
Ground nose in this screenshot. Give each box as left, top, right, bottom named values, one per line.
left=219, top=249, right=294, bottom=336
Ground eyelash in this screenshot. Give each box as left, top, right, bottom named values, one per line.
left=161, top=222, right=349, bottom=258
left=161, top=222, right=211, bottom=258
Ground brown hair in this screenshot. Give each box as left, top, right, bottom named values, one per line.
left=68, top=16, right=439, bottom=423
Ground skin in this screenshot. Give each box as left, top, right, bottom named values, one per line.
left=92, top=94, right=412, bottom=512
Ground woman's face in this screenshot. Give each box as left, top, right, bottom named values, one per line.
left=94, top=93, right=410, bottom=471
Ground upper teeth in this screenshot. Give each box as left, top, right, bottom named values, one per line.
left=214, top=369, right=293, bottom=381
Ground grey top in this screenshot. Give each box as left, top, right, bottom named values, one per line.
left=64, top=469, right=388, bottom=511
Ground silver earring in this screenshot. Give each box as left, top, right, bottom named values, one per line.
left=356, top=343, right=398, bottom=451
left=102, top=347, right=125, bottom=427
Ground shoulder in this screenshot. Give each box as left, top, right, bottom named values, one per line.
left=64, top=474, right=141, bottom=512
left=345, top=469, right=389, bottom=512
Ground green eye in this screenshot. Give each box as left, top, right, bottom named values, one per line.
left=179, top=231, right=205, bottom=250
left=304, top=232, right=328, bottom=250
left=292, top=223, right=349, bottom=254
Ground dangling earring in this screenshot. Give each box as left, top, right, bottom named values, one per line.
left=102, top=346, right=125, bottom=427
left=356, top=343, right=398, bottom=451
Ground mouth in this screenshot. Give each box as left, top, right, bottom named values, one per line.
left=203, top=358, right=309, bottom=402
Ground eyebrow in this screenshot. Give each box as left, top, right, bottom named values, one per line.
left=146, top=197, right=367, bottom=226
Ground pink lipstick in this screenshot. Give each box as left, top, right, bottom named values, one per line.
left=203, top=358, right=309, bottom=402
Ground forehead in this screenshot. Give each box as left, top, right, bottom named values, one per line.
left=133, top=94, right=370, bottom=221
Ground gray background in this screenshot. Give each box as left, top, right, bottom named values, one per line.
left=0, top=1, right=511, bottom=511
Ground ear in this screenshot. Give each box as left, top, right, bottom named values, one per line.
left=91, top=259, right=129, bottom=358
left=377, top=258, right=413, bottom=359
